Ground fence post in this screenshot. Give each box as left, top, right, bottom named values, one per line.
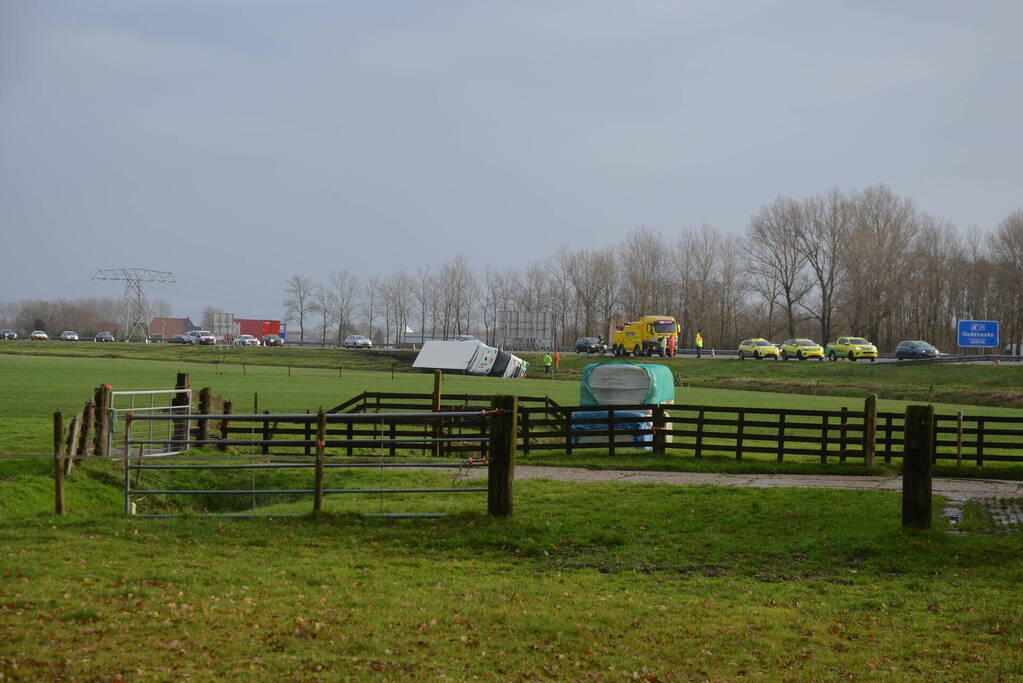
left=198, top=388, right=212, bottom=442
left=776, top=412, right=786, bottom=462
left=64, top=414, right=81, bottom=476
left=53, top=411, right=66, bottom=516
left=653, top=405, right=665, bottom=455
left=955, top=411, right=963, bottom=467
left=313, top=410, right=326, bottom=514
left=735, top=408, right=745, bottom=461
left=78, top=399, right=95, bottom=459
left=902, top=405, right=934, bottom=530
left=488, top=395, right=517, bottom=517
left=218, top=400, right=233, bottom=451
left=839, top=406, right=849, bottom=462
left=94, top=384, right=112, bottom=457
left=262, top=410, right=271, bottom=455
left=171, top=373, right=191, bottom=449
left=976, top=418, right=985, bottom=467
left=695, top=409, right=705, bottom=459
left=433, top=370, right=443, bottom=458
left=863, top=394, right=877, bottom=467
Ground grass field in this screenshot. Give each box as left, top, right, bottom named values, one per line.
left=3, top=340, right=1022, bottom=408
left=3, top=351, right=1023, bottom=679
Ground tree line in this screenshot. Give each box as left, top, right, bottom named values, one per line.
left=281, top=183, right=1022, bottom=353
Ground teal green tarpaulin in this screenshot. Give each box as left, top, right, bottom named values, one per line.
left=579, top=362, right=675, bottom=406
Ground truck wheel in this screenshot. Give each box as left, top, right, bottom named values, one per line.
left=633, top=345, right=641, bottom=357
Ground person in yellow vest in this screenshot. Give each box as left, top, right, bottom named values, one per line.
left=695, top=332, right=704, bottom=358
left=543, top=352, right=553, bottom=374
left=659, top=335, right=667, bottom=357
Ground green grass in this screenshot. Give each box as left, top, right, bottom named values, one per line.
left=3, top=350, right=1023, bottom=678
left=4, top=339, right=1022, bottom=407
left=2, top=467, right=1022, bottom=680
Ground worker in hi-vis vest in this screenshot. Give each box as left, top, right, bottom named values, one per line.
left=695, top=332, right=704, bottom=358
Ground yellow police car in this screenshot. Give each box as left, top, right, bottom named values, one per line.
left=825, top=336, right=878, bottom=362
left=738, top=338, right=780, bottom=360
left=780, top=338, right=825, bottom=361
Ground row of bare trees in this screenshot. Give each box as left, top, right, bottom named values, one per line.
left=0, top=297, right=172, bottom=337
left=279, top=184, right=1021, bottom=353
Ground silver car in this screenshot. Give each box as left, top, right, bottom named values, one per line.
left=343, top=335, right=372, bottom=349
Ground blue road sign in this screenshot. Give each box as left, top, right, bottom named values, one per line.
left=957, top=320, right=999, bottom=348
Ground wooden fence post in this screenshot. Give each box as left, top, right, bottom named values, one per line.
left=64, top=414, right=81, bottom=476
left=776, top=412, right=786, bottom=463
left=171, top=373, right=190, bottom=449
left=488, top=395, right=517, bottom=517
left=432, top=370, right=443, bottom=458
left=955, top=411, right=964, bottom=468
left=53, top=411, right=66, bottom=516
left=94, top=384, right=112, bottom=457
left=78, top=399, right=95, bottom=459
left=198, top=388, right=212, bottom=442
left=902, top=405, right=934, bottom=530
left=218, top=400, right=233, bottom=451
left=262, top=410, right=271, bottom=455
left=652, top=405, right=665, bottom=455
left=839, top=406, right=849, bottom=462
left=864, top=394, right=877, bottom=467
left=313, top=410, right=326, bottom=514
left=735, top=409, right=745, bottom=461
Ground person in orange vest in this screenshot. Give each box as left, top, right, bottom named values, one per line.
left=695, top=332, right=704, bottom=358
left=553, top=350, right=561, bottom=372
left=667, top=334, right=676, bottom=357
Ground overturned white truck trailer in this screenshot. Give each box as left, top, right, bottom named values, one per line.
left=412, top=340, right=529, bottom=378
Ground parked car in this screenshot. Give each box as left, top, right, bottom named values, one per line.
left=0, top=329, right=16, bottom=340
left=826, top=337, right=877, bottom=362
left=895, top=340, right=939, bottom=360
left=167, top=334, right=189, bottom=344
left=233, top=334, right=260, bottom=347
left=260, top=334, right=284, bottom=347
left=343, top=335, right=372, bottom=349
left=737, top=338, right=780, bottom=360
left=184, top=330, right=216, bottom=345
left=58, top=330, right=79, bottom=341
left=30, top=330, right=48, bottom=341
left=779, top=338, right=825, bottom=361
left=94, top=331, right=115, bottom=342
left=575, top=337, right=600, bottom=354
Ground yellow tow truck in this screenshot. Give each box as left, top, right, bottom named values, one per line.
left=611, top=316, right=680, bottom=357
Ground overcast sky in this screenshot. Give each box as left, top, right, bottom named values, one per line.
left=2, top=1, right=1021, bottom=320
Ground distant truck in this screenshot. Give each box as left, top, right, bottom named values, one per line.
left=611, top=316, right=679, bottom=357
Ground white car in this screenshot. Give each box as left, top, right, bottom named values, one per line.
left=30, top=330, right=48, bottom=341
left=233, top=334, right=260, bottom=347
left=59, top=330, right=79, bottom=341
left=184, top=330, right=216, bottom=345
left=343, top=335, right=372, bottom=349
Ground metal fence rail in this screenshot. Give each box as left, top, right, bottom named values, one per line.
left=122, top=403, right=517, bottom=519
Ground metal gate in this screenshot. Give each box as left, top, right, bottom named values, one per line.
left=108, top=388, right=192, bottom=457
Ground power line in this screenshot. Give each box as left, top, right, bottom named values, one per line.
left=93, top=268, right=176, bottom=340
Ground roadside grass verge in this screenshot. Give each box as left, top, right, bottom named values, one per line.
left=2, top=469, right=1022, bottom=680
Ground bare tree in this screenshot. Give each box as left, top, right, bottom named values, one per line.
left=329, top=270, right=360, bottom=343
left=796, top=189, right=852, bottom=342
left=283, top=274, right=314, bottom=344
left=363, top=275, right=381, bottom=340
left=309, top=284, right=335, bottom=346
left=744, top=197, right=810, bottom=339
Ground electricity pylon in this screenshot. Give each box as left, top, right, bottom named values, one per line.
left=93, top=268, right=176, bottom=340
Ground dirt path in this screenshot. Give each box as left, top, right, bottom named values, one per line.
left=466, top=466, right=1023, bottom=500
